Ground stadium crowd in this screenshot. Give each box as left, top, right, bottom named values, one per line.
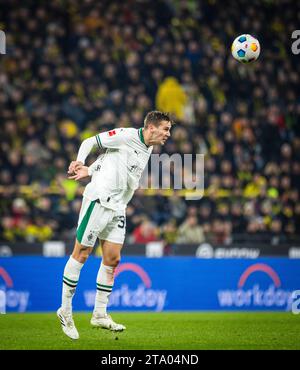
left=1, top=0, right=300, bottom=247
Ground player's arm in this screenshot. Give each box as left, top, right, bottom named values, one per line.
left=68, top=166, right=89, bottom=181
left=68, top=155, right=103, bottom=181
left=68, top=129, right=127, bottom=174
left=68, top=136, right=99, bottom=175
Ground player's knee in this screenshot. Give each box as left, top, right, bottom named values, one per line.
left=113, top=256, right=121, bottom=267
left=106, top=255, right=120, bottom=267
left=72, top=247, right=91, bottom=264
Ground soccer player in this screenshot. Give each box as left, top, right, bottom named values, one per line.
left=57, top=111, right=173, bottom=339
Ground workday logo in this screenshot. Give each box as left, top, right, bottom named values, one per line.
left=0, top=266, right=30, bottom=312
left=0, top=267, right=13, bottom=287
left=84, top=263, right=167, bottom=311
left=217, top=263, right=295, bottom=310
left=0, top=267, right=12, bottom=313
left=110, top=263, right=167, bottom=311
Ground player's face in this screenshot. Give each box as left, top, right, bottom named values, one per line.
left=150, top=121, right=172, bottom=145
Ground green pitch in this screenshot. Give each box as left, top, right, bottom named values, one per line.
left=0, top=312, right=299, bottom=350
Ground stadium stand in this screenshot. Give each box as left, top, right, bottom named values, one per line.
left=0, top=0, right=300, bottom=250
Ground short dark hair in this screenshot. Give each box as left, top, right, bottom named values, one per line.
left=144, top=111, right=173, bottom=128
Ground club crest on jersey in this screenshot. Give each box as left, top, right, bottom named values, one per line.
left=108, top=130, right=116, bottom=137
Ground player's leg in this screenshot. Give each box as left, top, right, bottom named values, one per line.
left=93, top=239, right=121, bottom=314
left=57, top=240, right=93, bottom=340
left=61, top=240, right=93, bottom=314
left=58, top=197, right=102, bottom=339
left=91, top=239, right=126, bottom=331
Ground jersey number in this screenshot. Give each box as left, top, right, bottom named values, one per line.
left=117, top=216, right=125, bottom=229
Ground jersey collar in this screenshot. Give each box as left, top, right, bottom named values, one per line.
left=138, top=128, right=148, bottom=147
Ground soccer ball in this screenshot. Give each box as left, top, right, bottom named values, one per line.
left=231, top=34, right=260, bottom=63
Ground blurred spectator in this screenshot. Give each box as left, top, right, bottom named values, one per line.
left=270, top=218, right=284, bottom=246
left=210, top=219, right=232, bottom=245
left=176, top=215, right=205, bottom=244
left=0, top=0, right=299, bottom=244
left=132, top=218, right=159, bottom=244
left=161, top=218, right=178, bottom=244
left=156, top=77, right=187, bottom=120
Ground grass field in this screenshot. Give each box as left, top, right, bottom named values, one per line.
left=0, top=312, right=299, bottom=350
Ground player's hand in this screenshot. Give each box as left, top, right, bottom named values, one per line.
left=68, top=161, right=83, bottom=175
left=68, top=166, right=89, bottom=181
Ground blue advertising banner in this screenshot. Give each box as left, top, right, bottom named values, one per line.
left=0, top=257, right=300, bottom=312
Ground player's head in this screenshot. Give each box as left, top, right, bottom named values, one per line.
left=143, top=111, right=173, bottom=146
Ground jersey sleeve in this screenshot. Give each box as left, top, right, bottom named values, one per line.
left=76, top=136, right=98, bottom=164
left=96, top=128, right=129, bottom=149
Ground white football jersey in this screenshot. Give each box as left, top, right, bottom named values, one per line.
left=83, top=128, right=153, bottom=211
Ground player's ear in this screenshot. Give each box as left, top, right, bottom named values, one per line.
left=149, top=123, right=155, bottom=133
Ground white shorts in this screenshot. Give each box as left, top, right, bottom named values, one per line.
left=76, top=197, right=126, bottom=247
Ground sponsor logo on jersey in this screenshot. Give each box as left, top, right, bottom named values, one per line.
left=108, top=130, right=116, bottom=137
